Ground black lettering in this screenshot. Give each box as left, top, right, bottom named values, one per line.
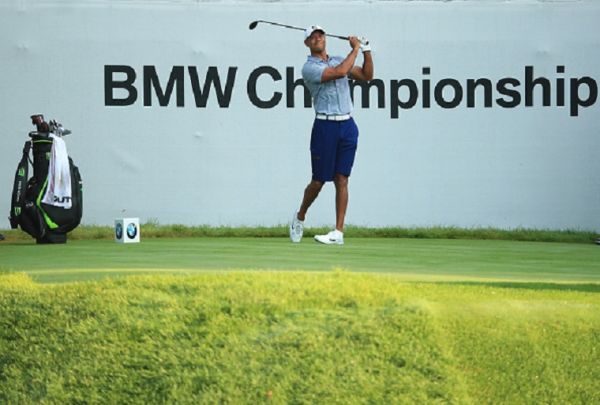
left=104, top=65, right=137, bottom=106
left=496, top=78, right=521, bottom=108
left=422, top=67, right=431, bottom=108
left=556, top=65, right=565, bottom=107
left=525, top=65, right=551, bottom=107
left=467, top=78, right=493, bottom=107
left=189, top=66, right=237, bottom=108
left=350, top=79, right=385, bottom=108
left=435, top=79, right=463, bottom=108
left=390, top=79, right=418, bottom=119
left=247, top=66, right=282, bottom=108
left=570, top=76, right=598, bottom=117
left=286, top=67, right=311, bottom=108
left=143, top=66, right=185, bottom=107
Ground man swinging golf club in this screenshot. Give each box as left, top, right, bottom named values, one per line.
left=290, top=25, right=373, bottom=244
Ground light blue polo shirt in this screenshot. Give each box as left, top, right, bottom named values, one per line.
left=302, top=55, right=353, bottom=115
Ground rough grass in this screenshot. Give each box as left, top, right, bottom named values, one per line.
left=1, top=272, right=599, bottom=404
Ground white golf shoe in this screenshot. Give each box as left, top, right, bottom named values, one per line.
left=314, top=229, right=344, bottom=245
left=289, top=212, right=304, bottom=243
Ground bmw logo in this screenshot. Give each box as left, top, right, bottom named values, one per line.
left=127, top=222, right=138, bottom=239
left=115, top=222, right=123, bottom=239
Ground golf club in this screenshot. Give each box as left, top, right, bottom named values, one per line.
left=249, top=20, right=358, bottom=42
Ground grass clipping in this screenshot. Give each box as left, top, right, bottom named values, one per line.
left=1, top=272, right=599, bottom=404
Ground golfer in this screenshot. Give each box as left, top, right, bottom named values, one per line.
left=290, top=25, right=373, bottom=244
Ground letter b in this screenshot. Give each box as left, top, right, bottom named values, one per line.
left=104, top=65, right=137, bottom=106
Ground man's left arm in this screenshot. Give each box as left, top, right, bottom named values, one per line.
left=350, top=43, right=374, bottom=81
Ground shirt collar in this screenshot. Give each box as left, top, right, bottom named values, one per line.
left=307, top=55, right=330, bottom=63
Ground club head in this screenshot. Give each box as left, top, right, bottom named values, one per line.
left=248, top=21, right=259, bottom=30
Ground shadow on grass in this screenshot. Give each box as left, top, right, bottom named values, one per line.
left=436, top=281, right=600, bottom=294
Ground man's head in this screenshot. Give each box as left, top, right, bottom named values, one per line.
left=304, top=25, right=326, bottom=53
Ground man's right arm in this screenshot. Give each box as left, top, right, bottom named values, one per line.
left=349, top=50, right=373, bottom=81
left=320, top=36, right=361, bottom=82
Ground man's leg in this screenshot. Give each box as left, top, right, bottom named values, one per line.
left=331, top=118, right=357, bottom=233
left=290, top=180, right=323, bottom=243
left=297, top=180, right=324, bottom=221
left=334, top=174, right=349, bottom=231
left=313, top=174, right=346, bottom=245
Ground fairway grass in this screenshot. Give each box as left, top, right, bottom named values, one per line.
left=1, top=237, right=599, bottom=284
left=1, top=272, right=599, bottom=403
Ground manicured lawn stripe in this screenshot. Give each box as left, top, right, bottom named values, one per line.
left=1, top=238, right=599, bottom=284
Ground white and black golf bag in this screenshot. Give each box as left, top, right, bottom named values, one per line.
left=9, top=115, right=83, bottom=244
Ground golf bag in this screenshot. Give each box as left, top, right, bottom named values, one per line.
left=9, top=115, right=83, bottom=244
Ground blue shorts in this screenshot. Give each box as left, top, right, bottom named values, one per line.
left=310, top=118, right=359, bottom=182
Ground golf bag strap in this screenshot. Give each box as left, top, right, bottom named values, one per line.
left=10, top=141, right=31, bottom=228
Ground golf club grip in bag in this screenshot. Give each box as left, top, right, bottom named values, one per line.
left=9, top=121, right=83, bottom=244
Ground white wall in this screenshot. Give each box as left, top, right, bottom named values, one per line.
left=1, top=0, right=599, bottom=230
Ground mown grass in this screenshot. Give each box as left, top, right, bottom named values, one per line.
left=1, top=272, right=599, bottom=404
left=1, top=237, right=599, bottom=284
left=1, top=224, right=598, bottom=244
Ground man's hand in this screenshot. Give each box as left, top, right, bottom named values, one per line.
left=349, top=36, right=361, bottom=51
left=359, top=37, right=371, bottom=53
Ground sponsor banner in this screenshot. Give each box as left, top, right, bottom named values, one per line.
left=1, top=1, right=599, bottom=230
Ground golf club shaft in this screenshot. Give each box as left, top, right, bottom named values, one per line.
left=252, top=20, right=349, bottom=41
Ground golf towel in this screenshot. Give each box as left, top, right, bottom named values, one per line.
left=42, top=134, right=72, bottom=209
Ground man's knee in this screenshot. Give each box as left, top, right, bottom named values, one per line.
left=334, top=174, right=348, bottom=188
left=308, top=180, right=325, bottom=192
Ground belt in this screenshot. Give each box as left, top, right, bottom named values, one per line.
left=315, top=113, right=351, bottom=121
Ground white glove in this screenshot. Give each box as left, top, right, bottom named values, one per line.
left=360, top=37, right=371, bottom=53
